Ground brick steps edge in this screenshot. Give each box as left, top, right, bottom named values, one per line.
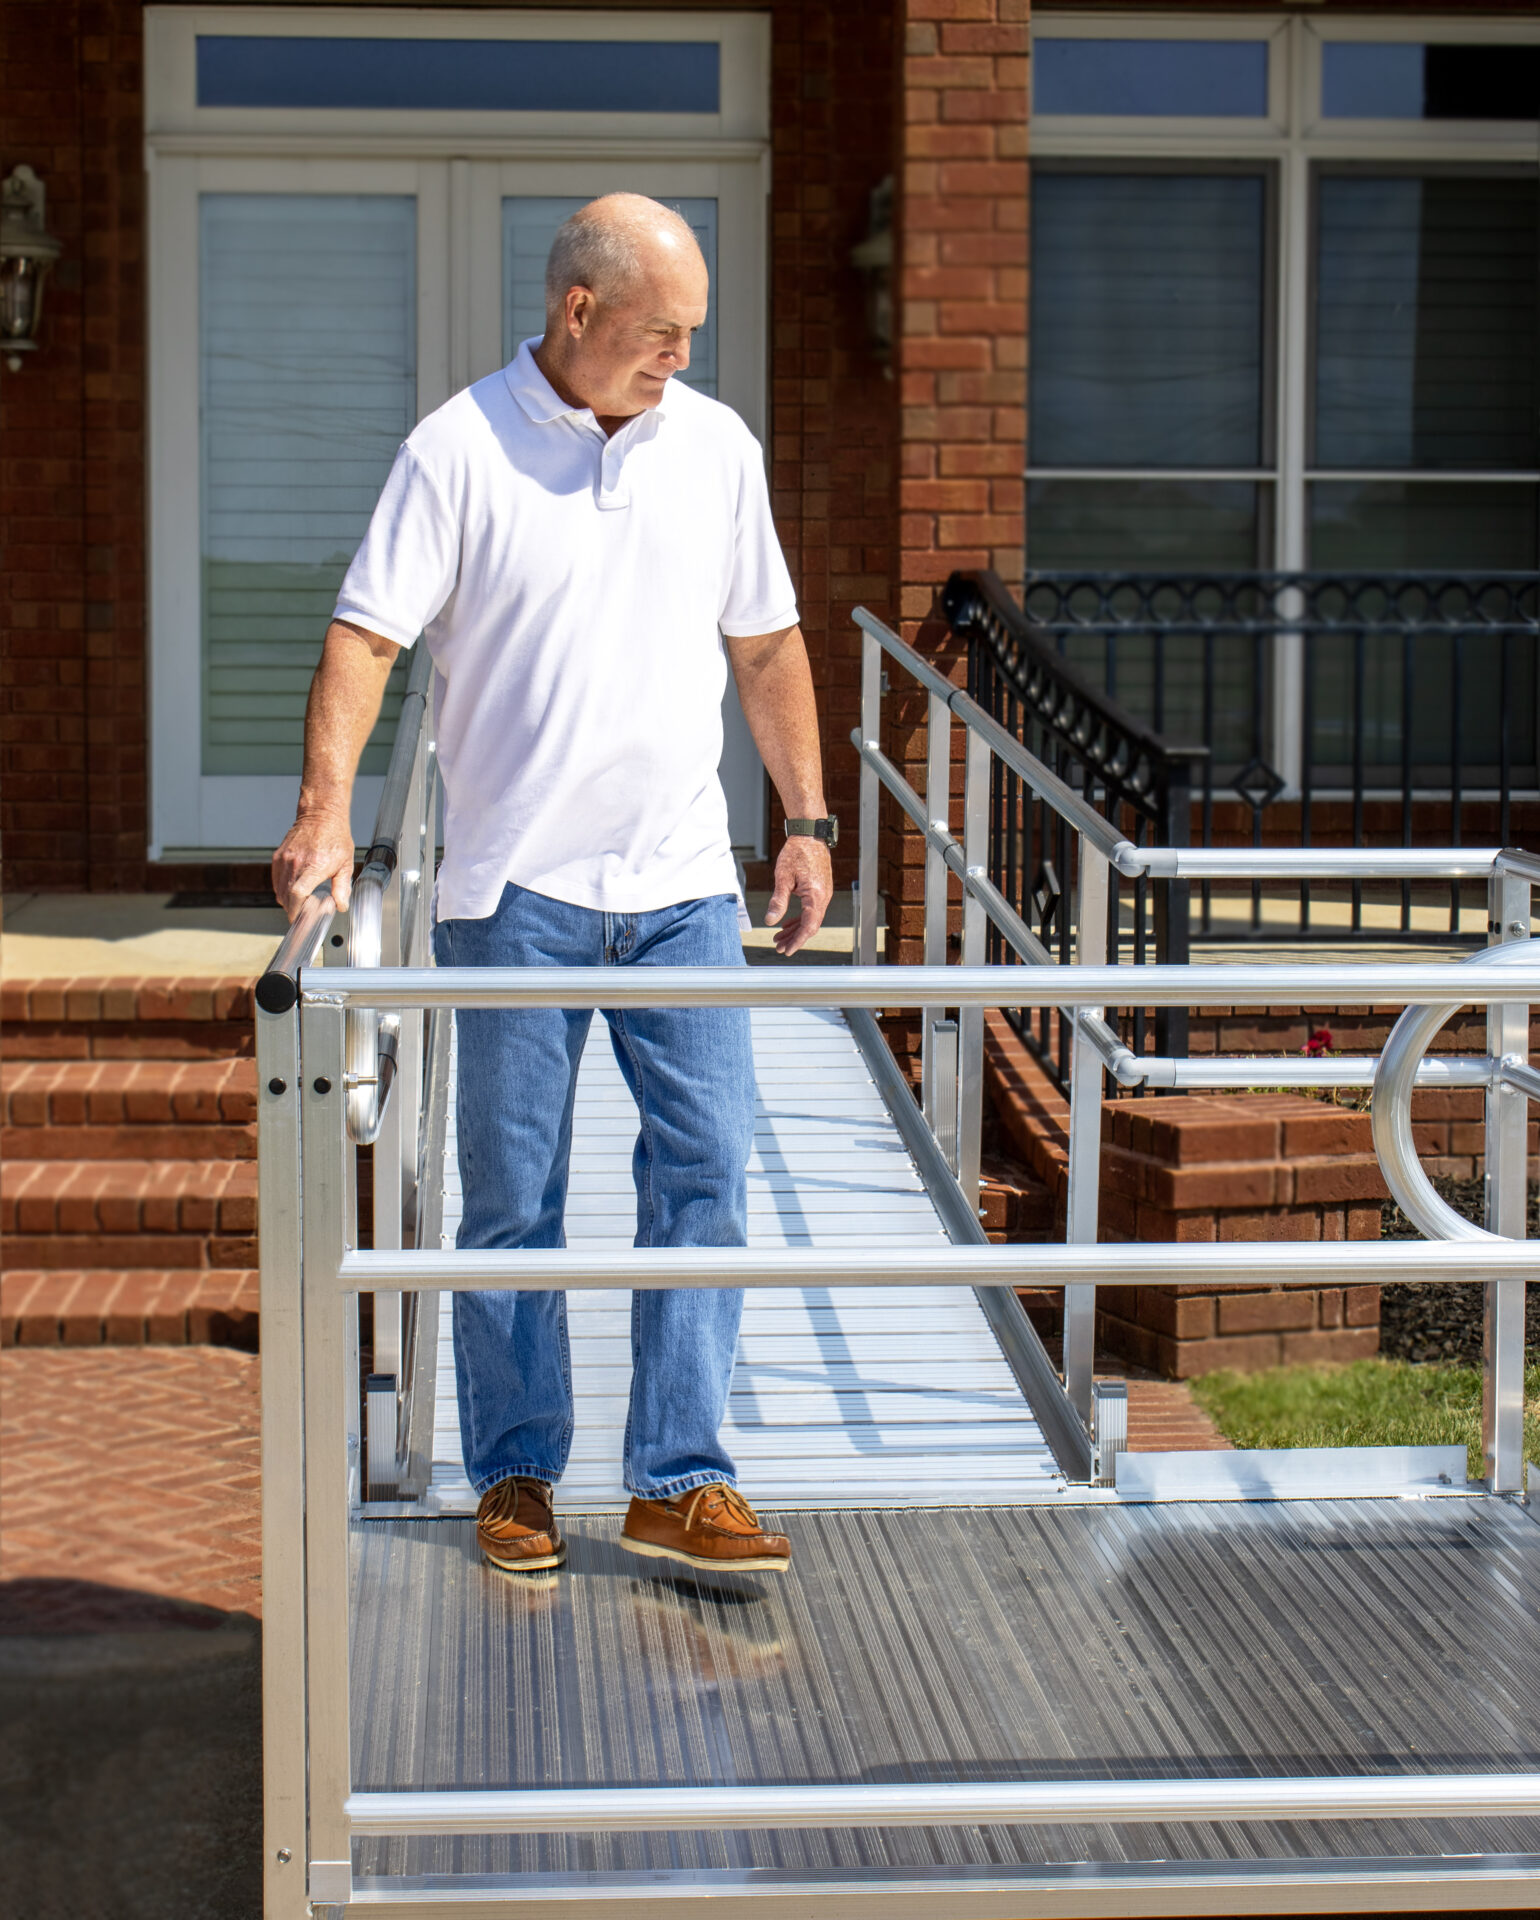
left=3, top=1270, right=259, bottom=1349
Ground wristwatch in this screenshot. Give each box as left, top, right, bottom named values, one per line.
left=784, top=816, right=839, bottom=847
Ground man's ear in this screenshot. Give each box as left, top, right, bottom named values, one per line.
left=565, top=286, right=595, bottom=341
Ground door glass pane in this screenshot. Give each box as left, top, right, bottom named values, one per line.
left=1314, top=175, right=1539, bottom=471
left=200, top=194, right=415, bottom=776
left=197, top=37, right=720, bottom=113
left=1323, top=43, right=1540, bottom=121
left=1030, top=173, right=1268, bottom=468
left=1033, top=40, right=1269, bottom=118
left=503, top=196, right=718, bottom=397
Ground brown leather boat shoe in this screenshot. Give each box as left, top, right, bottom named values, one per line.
left=620, top=1483, right=790, bottom=1573
left=476, top=1476, right=565, bottom=1573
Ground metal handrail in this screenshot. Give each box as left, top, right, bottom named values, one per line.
left=342, top=1238, right=1537, bottom=1293
left=853, top=606, right=1137, bottom=870
left=1372, top=938, right=1536, bottom=1243
left=255, top=882, right=336, bottom=1014
left=306, top=957, right=1540, bottom=1010
left=345, top=1769, right=1540, bottom=1836
left=346, top=642, right=435, bottom=1145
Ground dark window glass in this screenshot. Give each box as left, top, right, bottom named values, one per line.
left=1308, top=628, right=1537, bottom=778
left=1315, top=175, right=1539, bottom=471
left=196, top=37, right=720, bottom=113
left=1323, top=42, right=1540, bottom=120
left=1034, top=39, right=1268, bottom=117
left=1031, top=173, right=1268, bottom=468
left=1027, top=480, right=1266, bottom=567
left=1308, top=482, right=1538, bottom=570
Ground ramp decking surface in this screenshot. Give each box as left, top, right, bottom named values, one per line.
left=424, top=1008, right=1058, bottom=1510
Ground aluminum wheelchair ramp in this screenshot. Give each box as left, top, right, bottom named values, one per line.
left=350, top=1495, right=1540, bottom=1907
left=422, top=1006, right=1059, bottom=1510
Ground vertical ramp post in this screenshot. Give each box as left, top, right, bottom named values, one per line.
left=1064, top=834, right=1111, bottom=1434
left=856, top=627, right=881, bottom=968
left=370, top=857, right=403, bottom=1497
left=1484, top=861, right=1530, bottom=1492
left=300, top=999, right=356, bottom=1910
left=921, top=689, right=952, bottom=1127
left=257, top=998, right=308, bottom=1920
left=958, top=728, right=990, bottom=1210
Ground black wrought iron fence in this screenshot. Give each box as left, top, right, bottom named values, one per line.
left=943, top=567, right=1540, bottom=1094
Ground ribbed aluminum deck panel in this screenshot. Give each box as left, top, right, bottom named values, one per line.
left=425, top=1008, right=1057, bottom=1509
left=351, top=1495, right=1540, bottom=1886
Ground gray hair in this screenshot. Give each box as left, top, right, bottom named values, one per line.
left=544, top=195, right=702, bottom=317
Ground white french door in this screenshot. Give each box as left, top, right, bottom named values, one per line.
left=148, top=150, right=768, bottom=859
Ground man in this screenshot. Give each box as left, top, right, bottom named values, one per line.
left=273, top=194, right=833, bottom=1578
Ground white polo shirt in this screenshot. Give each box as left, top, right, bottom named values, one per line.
left=333, top=341, right=799, bottom=922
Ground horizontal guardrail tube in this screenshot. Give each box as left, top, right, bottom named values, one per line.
left=345, top=1771, right=1540, bottom=1837
left=305, top=959, right=1540, bottom=1010
left=1133, top=847, right=1503, bottom=881
left=339, top=1240, right=1539, bottom=1294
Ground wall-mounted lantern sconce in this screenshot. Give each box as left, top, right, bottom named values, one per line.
left=1, top=166, right=64, bottom=373
left=850, top=175, right=893, bottom=376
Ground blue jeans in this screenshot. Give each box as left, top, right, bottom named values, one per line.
left=434, top=884, right=754, bottom=1499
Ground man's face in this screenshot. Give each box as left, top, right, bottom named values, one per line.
left=561, top=246, right=709, bottom=421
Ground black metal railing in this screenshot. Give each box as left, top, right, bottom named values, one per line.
left=943, top=567, right=1540, bottom=1094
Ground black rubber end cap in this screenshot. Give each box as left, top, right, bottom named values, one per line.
left=255, top=972, right=299, bottom=1015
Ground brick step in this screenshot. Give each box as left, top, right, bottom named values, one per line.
left=1, top=975, right=256, bottom=1062
left=2, top=1058, right=256, bottom=1160
left=2, top=1160, right=257, bottom=1269
left=2, top=1270, right=258, bottom=1349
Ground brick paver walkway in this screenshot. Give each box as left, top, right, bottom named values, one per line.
left=0, top=1346, right=262, bottom=1630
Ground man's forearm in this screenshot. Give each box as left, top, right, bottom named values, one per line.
left=271, top=620, right=402, bottom=917
left=728, top=625, right=827, bottom=818
left=297, top=620, right=402, bottom=819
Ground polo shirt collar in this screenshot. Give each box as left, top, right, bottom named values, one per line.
left=504, top=338, right=673, bottom=431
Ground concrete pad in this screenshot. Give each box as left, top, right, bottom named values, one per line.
left=2, top=893, right=288, bottom=980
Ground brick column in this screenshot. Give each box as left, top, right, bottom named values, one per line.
left=883, top=0, right=1028, bottom=970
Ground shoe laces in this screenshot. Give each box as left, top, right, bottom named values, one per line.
left=681, top=1483, right=759, bottom=1535
left=483, top=1477, right=549, bottom=1526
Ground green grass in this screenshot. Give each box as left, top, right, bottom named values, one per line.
left=1190, top=1358, right=1540, bottom=1482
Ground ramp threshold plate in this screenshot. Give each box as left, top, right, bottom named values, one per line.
left=425, top=1008, right=1059, bottom=1510
left=350, top=1497, right=1540, bottom=1891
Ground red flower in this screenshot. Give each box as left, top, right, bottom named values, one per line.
left=1305, top=1028, right=1334, bottom=1056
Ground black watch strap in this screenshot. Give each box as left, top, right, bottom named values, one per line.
left=784, top=815, right=839, bottom=848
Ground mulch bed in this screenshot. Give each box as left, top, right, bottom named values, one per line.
left=1379, top=1176, right=1540, bottom=1366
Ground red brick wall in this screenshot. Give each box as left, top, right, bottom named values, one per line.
left=0, top=0, right=901, bottom=897
left=1, top=0, right=147, bottom=892
left=879, top=0, right=1028, bottom=962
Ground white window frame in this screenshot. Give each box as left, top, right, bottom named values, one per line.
left=1029, top=10, right=1540, bottom=788
left=144, top=6, right=771, bottom=860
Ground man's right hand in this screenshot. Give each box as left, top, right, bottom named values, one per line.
left=272, top=809, right=357, bottom=920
